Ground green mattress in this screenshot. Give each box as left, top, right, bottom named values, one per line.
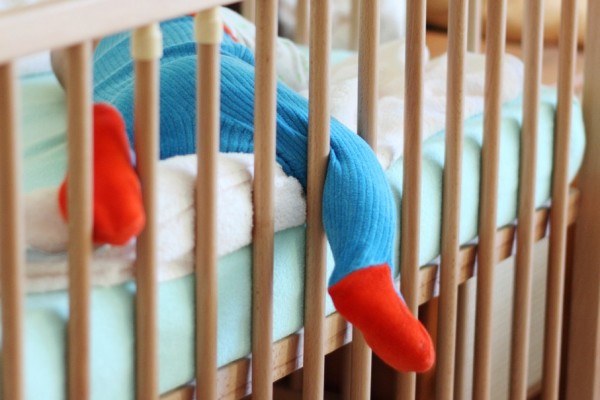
left=14, top=72, right=585, bottom=399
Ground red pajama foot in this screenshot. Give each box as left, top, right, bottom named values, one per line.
left=58, top=103, right=145, bottom=245
left=328, top=264, right=435, bottom=372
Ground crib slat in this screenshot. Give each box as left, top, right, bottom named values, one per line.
left=349, top=0, right=360, bottom=50
left=471, top=1, right=507, bottom=399
left=302, top=0, right=331, bottom=398
left=454, top=283, right=471, bottom=399
left=542, top=0, right=579, bottom=397
left=565, top=0, right=600, bottom=397
left=509, top=1, right=544, bottom=399
left=194, top=9, right=222, bottom=400
left=132, top=23, right=162, bottom=400
left=295, top=0, right=309, bottom=44
left=0, top=62, right=25, bottom=400
left=396, top=0, right=427, bottom=397
left=357, top=0, right=379, bottom=150
left=66, top=42, right=93, bottom=400
left=436, top=0, right=468, bottom=398
left=350, top=1, right=379, bottom=398
left=467, top=0, right=482, bottom=52
left=241, top=0, right=256, bottom=23
left=253, top=0, right=278, bottom=397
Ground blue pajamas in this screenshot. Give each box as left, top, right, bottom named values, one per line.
left=93, top=17, right=396, bottom=286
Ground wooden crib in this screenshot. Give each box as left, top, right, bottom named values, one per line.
left=0, top=0, right=598, bottom=398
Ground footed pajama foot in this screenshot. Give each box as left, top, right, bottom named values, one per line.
left=58, top=103, right=145, bottom=245
left=328, top=264, right=435, bottom=372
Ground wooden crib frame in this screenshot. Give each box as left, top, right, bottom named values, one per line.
left=0, top=0, right=598, bottom=398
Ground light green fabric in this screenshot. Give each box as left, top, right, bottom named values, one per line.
left=13, top=73, right=585, bottom=399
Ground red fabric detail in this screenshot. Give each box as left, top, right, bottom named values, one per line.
left=58, top=103, right=145, bottom=245
left=223, top=24, right=239, bottom=42
left=328, top=264, right=435, bottom=372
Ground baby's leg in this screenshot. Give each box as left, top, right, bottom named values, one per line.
left=215, top=52, right=435, bottom=372
left=78, top=40, right=434, bottom=371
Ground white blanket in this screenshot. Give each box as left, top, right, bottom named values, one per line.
left=24, top=42, right=524, bottom=292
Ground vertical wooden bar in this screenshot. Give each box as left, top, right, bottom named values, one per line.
left=0, top=62, right=25, bottom=400
left=472, top=0, right=507, bottom=398
left=350, top=1, right=379, bottom=398
left=396, top=0, right=427, bottom=397
left=566, top=0, right=600, bottom=397
left=241, top=0, right=256, bottom=23
left=66, top=42, right=93, bottom=400
left=253, top=0, right=278, bottom=397
left=295, top=0, right=310, bottom=45
left=467, top=0, right=482, bottom=52
left=302, top=0, right=331, bottom=398
left=132, top=23, right=162, bottom=400
left=356, top=0, right=379, bottom=149
left=509, top=1, right=544, bottom=399
left=349, top=0, right=360, bottom=50
left=453, top=285, right=470, bottom=400
left=435, top=0, right=468, bottom=398
left=194, top=9, right=222, bottom=400
left=542, top=0, right=578, bottom=398
left=454, top=0, right=483, bottom=390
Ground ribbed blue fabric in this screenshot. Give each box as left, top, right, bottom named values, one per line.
left=93, top=17, right=396, bottom=286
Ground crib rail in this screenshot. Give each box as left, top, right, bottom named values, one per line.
left=65, top=42, right=94, bottom=400
left=0, top=0, right=598, bottom=398
left=566, top=0, right=600, bottom=397
left=0, top=63, right=25, bottom=400
left=303, top=0, right=331, bottom=398
left=350, top=1, right=380, bottom=399
left=195, top=9, right=222, bottom=400
left=472, top=0, right=507, bottom=398
left=132, top=23, right=162, bottom=400
left=396, top=0, right=427, bottom=397
left=0, top=0, right=235, bottom=64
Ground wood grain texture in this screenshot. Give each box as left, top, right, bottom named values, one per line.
left=435, top=0, right=468, bottom=398
left=467, top=0, right=482, bottom=52
left=542, top=0, right=579, bottom=398
left=303, top=0, right=331, bottom=399
left=158, top=195, right=578, bottom=400
left=295, top=0, right=309, bottom=44
left=241, top=0, right=255, bottom=22
left=566, top=0, right=600, bottom=398
left=66, top=42, right=93, bottom=400
left=196, top=11, right=221, bottom=400
left=252, top=0, right=278, bottom=398
left=0, top=0, right=237, bottom=63
left=396, top=0, right=427, bottom=397
left=133, top=24, right=161, bottom=400
left=0, top=62, right=25, bottom=400
left=349, top=0, right=360, bottom=50
left=472, top=1, right=507, bottom=398
left=350, top=1, right=379, bottom=398
left=510, top=2, right=544, bottom=399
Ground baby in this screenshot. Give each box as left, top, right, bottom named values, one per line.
left=51, top=11, right=435, bottom=373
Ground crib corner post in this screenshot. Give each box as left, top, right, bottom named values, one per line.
left=566, top=0, right=600, bottom=398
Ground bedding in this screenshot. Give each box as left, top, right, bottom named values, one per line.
left=14, top=48, right=585, bottom=400
left=279, top=0, right=406, bottom=49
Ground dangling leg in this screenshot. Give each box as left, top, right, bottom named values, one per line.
left=216, top=46, right=435, bottom=372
